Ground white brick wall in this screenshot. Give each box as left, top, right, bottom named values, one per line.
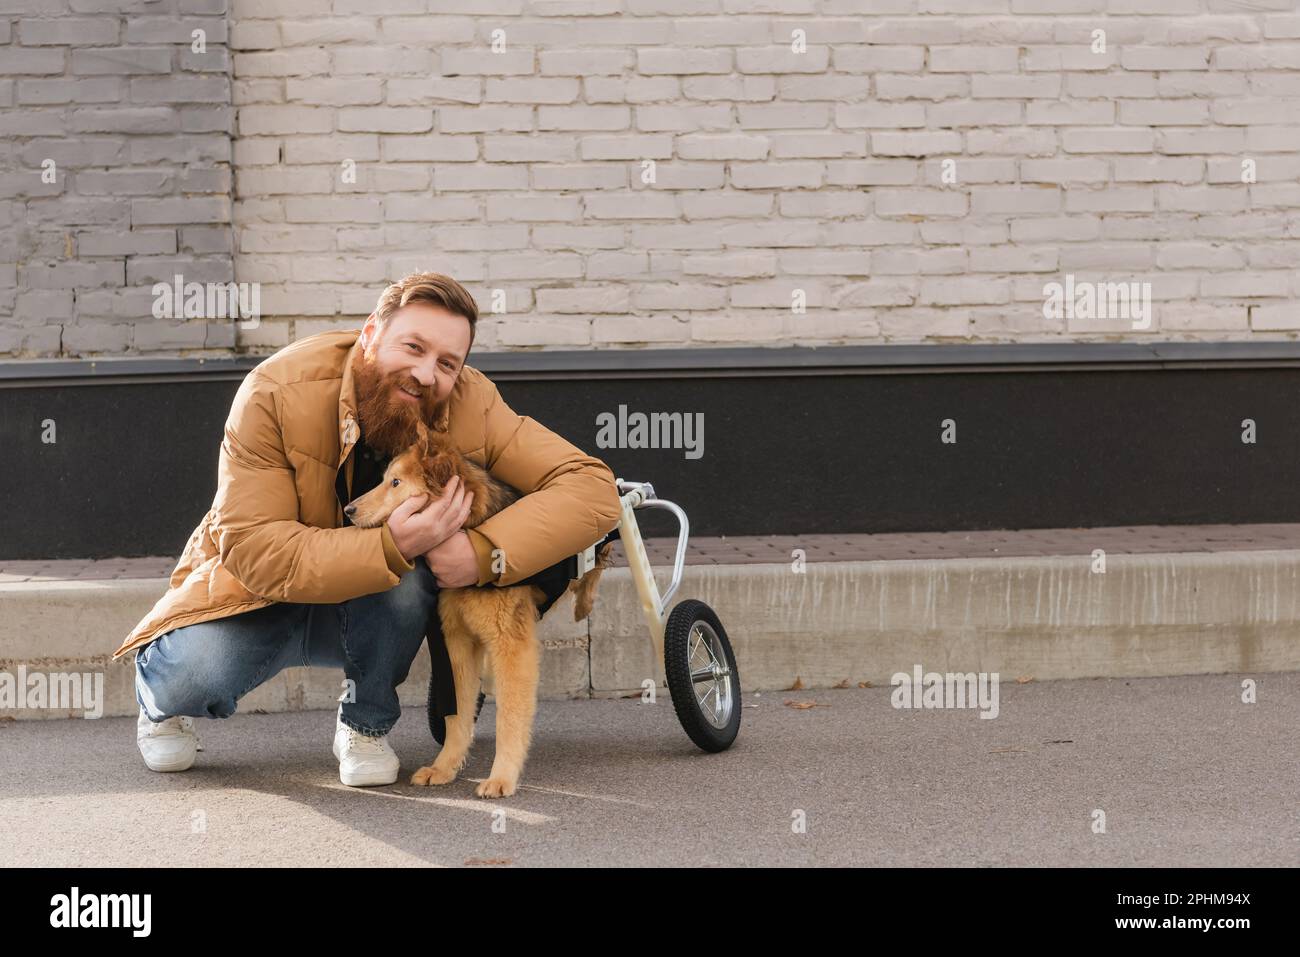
left=3, top=1, right=1300, bottom=355
left=0, top=0, right=233, bottom=356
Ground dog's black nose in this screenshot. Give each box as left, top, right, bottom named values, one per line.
left=344, top=503, right=356, bottom=516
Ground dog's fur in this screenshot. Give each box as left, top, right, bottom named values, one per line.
left=345, top=419, right=613, bottom=798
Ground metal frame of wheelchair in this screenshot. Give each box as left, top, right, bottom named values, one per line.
left=427, top=478, right=742, bottom=754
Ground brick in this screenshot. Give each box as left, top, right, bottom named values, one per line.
left=74, top=170, right=172, bottom=194
left=1252, top=304, right=1300, bottom=330
left=62, top=322, right=130, bottom=354
left=280, top=18, right=379, bottom=46
left=24, top=259, right=125, bottom=290
left=386, top=76, right=479, bottom=106
left=19, top=17, right=118, bottom=45
left=579, top=135, right=674, bottom=160
left=1062, top=128, right=1154, bottom=153
left=337, top=107, right=434, bottom=133
left=1113, top=157, right=1204, bottom=184
left=972, top=186, right=1061, bottom=214
left=773, top=133, right=866, bottom=160
left=973, top=74, right=1061, bottom=98
left=920, top=278, right=1011, bottom=306
left=283, top=134, right=379, bottom=163
left=284, top=196, right=382, bottom=223
left=1156, top=243, right=1246, bottom=270
left=443, top=106, right=535, bottom=132
left=1066, top=73, right=1156, bottom=98
left=179, top=227, right=233, bottom=255
left=1201, top=273, right=1290, bottom=298
left=1064, top=187, right=1154, bottom=212
left=928, top=100, right=1022, bottom=126
left=729, top=162, right=823, bottom=189
left=1024, top=46, right=1115, bottom=71
left=132, top=321, right=210, bottom=350
left=929, top=46, right=1019, bottom=72
left=1157, top=129, right=1245, bottom=154
left=79, top=229, right=176, bottom=256
left=229, top=20, right=280, bottom=50
left=1021, top=158, right=1109, bottom=183
left=71, top=47, right=170, bottom=75
left=638, top=49, right=732, bottom=74
left=234, top=49, right=330, bottom=77
left=286, top=77, right=382, bottom=106
left=874, top=189, right=968, bottom=217
left=832, top=46, right=925, bottom=73
left=967, top=129, right=1056, bottom=155
left=875, top=74, right=968, bottom=100
left=870, top=131, right=962, bottom=156
left=1121, top=46, right=1209, bottom=71
left=1215, top=44, right=1300, bottom=70
left=485, top=78, right=580, bottom=104
left=8, top=48, right=68, bottom=74
left=735, top=47, right=830, bottom=74
left=1119, top=100, right=1209, bottom=126
left=439, top=49, right=534, bottom=75
left=1026, top=100, right=1114, bottom=124
left=377, top=15, right=473, bottom=45
left=132, top=197, right=230, bottom=226
left=737, top=103, right=830, bottom=129
left=124, top=17, right=227, bottom=44
left=836, top=103, right=926, bottom=128
left=677, top=134, right=770, bottom=161
left=131, top=75, right=228, bottom=103
left=434, top=164, right=530, bottom=191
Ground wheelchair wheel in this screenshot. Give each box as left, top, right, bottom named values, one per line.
left=426, top=674, right=486, bottom=746
left=663, top=599, right=741, bottom=753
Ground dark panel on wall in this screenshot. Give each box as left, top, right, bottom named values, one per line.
left=494, top=369, right=1297, bottom=540
left=1, top=360, right=1297, bottom=559
left=2, top=380, right=238, bottom=560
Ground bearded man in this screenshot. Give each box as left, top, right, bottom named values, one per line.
left=113, top=272, right=621, bottom=786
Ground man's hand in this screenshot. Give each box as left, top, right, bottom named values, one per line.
left=423, top=530, right=480, bottom=587
left=386, top=475, right=473, bottom=562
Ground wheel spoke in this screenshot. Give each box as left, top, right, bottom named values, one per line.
left=697, top=681, right=714, bottom=708
left=706, top=642, right=721, bottom=669
left=688, top=631, right=704, bottom=669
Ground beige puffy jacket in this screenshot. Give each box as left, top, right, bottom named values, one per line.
left=112, top=330, right=622, bottom=662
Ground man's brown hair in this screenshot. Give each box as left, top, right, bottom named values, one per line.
left=372, top=271, right=479, bottom=350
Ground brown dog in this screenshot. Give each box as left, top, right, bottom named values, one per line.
left=345, top=419, right=613, bottom=797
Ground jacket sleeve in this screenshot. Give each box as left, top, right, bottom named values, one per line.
left=468, top=375, right=622, bottom=587
left=214, top=368, right=413, bottom=603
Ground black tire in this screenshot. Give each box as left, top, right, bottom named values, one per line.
left=426, top=674, right=485, bottom=746
left=663, top=599, right=742, bottom=753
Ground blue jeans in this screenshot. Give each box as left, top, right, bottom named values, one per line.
left=135, top=558, right=440, bottom=737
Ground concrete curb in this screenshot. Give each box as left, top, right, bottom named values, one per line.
left=4, top=550, right=1300, bottom=720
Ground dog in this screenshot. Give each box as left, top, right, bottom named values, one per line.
left=344, top=418, right=614, bottom=797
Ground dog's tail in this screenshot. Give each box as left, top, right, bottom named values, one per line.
left=570, top=541, right=615, bottom=622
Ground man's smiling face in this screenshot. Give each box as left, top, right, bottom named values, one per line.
left=364, top=301, right=472, bottom=408
left=351, top=301, right=474, bottom=455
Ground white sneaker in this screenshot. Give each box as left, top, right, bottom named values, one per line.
left=137, top=707, right=201, bottom=772
left=333, top=709, right=399, bottom=787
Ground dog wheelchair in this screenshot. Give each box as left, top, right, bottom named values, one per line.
left=427, top=478, right=742, bottom=753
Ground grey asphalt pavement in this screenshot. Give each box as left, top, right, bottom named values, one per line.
left=1, top=673, right=1296, bottom=867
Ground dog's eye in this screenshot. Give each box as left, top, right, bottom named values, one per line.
left=391, top=478, right=400, bottom=487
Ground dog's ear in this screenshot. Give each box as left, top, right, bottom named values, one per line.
left=421, top=448, right=457, bottom=488
left=414, top=418, right=432, bottom=454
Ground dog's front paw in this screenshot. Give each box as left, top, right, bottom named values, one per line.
left=411, top=763, right=458, bottom=786
left=475, top=777, right=517, bottom=799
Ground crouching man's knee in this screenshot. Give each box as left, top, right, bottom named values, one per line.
left=134, top=636, right=244, bottom=721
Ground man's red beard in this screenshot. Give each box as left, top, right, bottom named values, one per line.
left=350, top=347, right=448, bottom=457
